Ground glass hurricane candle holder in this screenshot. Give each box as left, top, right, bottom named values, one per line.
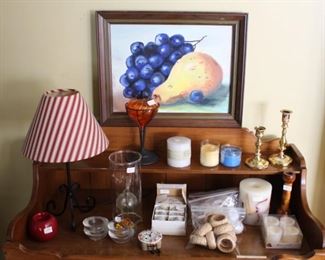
left=109, top=150, right=142, bottom=218
left=125, top=98, right=159, bottom=165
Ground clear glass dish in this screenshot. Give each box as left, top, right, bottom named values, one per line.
left=107, top=213, right=140, bottom=244
left=107, top=221, right=134, bottom=244
left=82, top=216, right=108, bottom=240
left=83, top=228, right=107, bottom=241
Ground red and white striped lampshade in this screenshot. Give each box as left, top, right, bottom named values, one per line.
left=22, top=89, right=109, bottom=163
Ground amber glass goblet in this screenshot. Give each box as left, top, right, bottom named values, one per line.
left=125, top=98, right=159, bottom=165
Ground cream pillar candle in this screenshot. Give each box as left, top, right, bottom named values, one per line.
left=167, top=136, right=191, bottom=168
left=200, top=140, right=220, bottom=167
left=239, top=178, right=272, bottom=225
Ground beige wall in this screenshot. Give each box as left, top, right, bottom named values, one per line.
left=0, top=0, right=324, bottom=243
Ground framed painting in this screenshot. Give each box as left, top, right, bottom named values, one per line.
left=96, top=11, right=247, bottom=127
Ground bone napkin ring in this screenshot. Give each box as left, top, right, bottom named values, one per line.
left=205, top=230, right=217, bottom=250
left=226, top=230, right=237, bottom=242
left=208, top=214, right=228, bottom=227
left=216, top=233, right=236, bottom=253
left=190, top=234, right=207, bottom=247
left=195, top=222, right=212, bottom=236
left=213, top=223, right=234, bottom=236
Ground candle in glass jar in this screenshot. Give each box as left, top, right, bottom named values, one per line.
left=200, top=140, right=220, bottom=167
left=220, top=145, right=242, bottom=167
left=167, top=136, right=191, bottom=168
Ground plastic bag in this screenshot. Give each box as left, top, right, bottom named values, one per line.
left=188, top=188, right=245, bottom=234
left=186, top=211, right=240, bottom=253
left=190, top=206, right=245, bottom=234
left=188, top=188, right=240, bottom=208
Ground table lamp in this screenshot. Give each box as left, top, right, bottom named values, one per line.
left=22, top=89, right=109, bottom=230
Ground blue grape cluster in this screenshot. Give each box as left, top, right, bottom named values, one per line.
left=120, top=33, right=196, bottom=99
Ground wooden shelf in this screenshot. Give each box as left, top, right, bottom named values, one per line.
left=3, top=127, right=325, bottom=259
left=43, top=148, right=301, bottom=176
left=141, top=153, right=301, bottom=175
left=3, top=190, right=317, bottom=259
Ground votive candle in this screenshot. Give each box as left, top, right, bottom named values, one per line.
left=280, top=215, right=296, bottom=227
left=220, top=145, right=242, bottom=167
left=282, top=226, right=300, bottom=243
left=267, top=225, right=283, bottom=245
left=200, top=140, right=220, bottom=167
left=264, top=216, right=280, bottom=226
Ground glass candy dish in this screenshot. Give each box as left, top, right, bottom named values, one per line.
left=82, top=216, right=108, bottom=241
left=107, top=214, right=139, bottom=244
left=83, top=227, right=107, bottom=241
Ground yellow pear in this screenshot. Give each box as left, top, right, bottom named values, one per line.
left=153, top=52, right=223, bottom=105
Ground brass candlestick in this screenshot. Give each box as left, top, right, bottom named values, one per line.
left=269, top=109, right=293, bottom=167
left=245, top=126, right=269, bottom=170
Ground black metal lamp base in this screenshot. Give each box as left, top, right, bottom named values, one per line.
left=46, top=163, right=95, bottom=231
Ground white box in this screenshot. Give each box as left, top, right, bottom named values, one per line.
left=151, top=183, right=187, bottom=236
left=261, top=214, right=303, bottom=249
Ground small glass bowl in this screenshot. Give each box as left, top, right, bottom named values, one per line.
left=83, top=227, right=107, bottom=241
left=82, top=216, right=108, bottom=241
left=107, top=213, right=140, bottom=244
left=107, top=221, right=134, bottom=244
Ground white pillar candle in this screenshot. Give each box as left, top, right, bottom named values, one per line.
left=239, top=178, right=272, bottom=225
left=200, top=140, right=220, bottom=167
left=167, top=136, right=191, bottom=168
left=266, top=225, right=283, bottom=245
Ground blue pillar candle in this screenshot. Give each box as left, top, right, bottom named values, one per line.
left=220, top=145, right=242, bottom=167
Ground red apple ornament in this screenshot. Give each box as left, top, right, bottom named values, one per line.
left=29, top=211, right=58, bottom=241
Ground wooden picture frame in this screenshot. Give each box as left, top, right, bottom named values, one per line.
left=96, top=11, right=248, bottom=127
